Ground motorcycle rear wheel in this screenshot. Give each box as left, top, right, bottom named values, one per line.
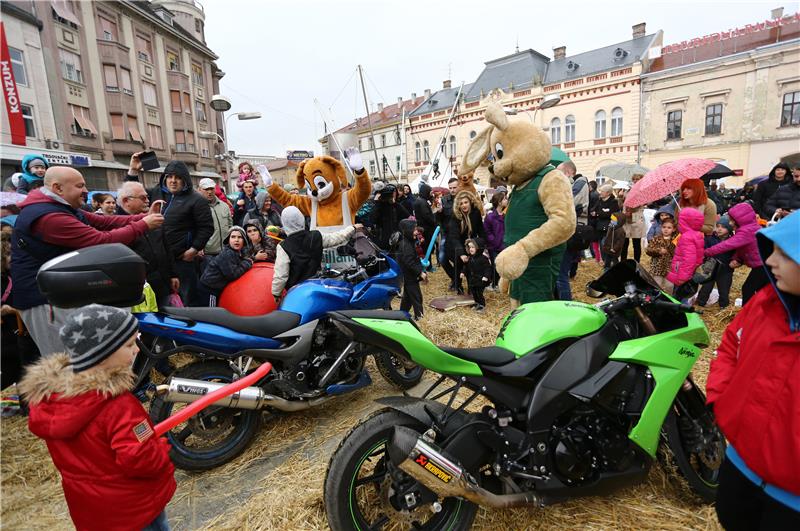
left=374, top=351, right=425, bottom=390
left=149, top=360, right=262, bottom=471
left=324, top=408, right=477, bottom=531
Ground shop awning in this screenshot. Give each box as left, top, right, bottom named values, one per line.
left=89, top=160, right=129, bottom=170
left=192, top=171, right=223, bottom=178
left=0, top=143, right=91, bottom=167
left=73, top=115, right=98, bottom=136
left=50, top=0, right=81, bottom=26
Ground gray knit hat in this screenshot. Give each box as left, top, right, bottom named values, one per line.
left=59, top=304, right=139, bottom=372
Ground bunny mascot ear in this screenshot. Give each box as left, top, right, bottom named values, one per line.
left=485, top=102, right=509, bottom=131
left=461, top=126, right=493, bottom=174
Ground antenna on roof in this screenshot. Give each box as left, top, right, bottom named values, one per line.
left=515, top=35, right=519, bottom=53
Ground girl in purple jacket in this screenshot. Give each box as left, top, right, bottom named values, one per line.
left=704, top=202, right=770, bottom=305
left=483, top=194, right=506, bottom=289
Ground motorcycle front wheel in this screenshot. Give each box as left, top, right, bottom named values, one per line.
left=662, top=401, right=726, bottom=503
left=149, top=360, right=262, bottom=471
left=374, top=351, right=425, bottom=389
left=324, top=408, right=476, bottom=531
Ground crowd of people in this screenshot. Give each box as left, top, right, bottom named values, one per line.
left=2, top=154, right=800, bottom=376
left=1, top=150, right=799, bottom=529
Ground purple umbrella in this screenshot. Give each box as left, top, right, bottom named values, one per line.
left=0, top=191, right=26, bottom=207
left=746, top=175, right=768, bottom=186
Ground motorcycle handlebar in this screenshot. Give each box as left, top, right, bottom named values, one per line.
left=650, top=299, right=696, bottom=313
left=598, top=295, right=695, bottom=314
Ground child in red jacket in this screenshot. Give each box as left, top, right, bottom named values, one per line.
left=20, top=305, right=176, bottom=531
left=707, top=210, right=800, bottom=529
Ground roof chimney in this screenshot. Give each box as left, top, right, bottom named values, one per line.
left=443, top=79, right=451, bottom=89
left=377, top=102, right=384, bottom=113
left=771, top=7, right=784, bottom=19
left=398, top=96, right=403, bottom=106
left=424, top=88, right=431, bottom=99
left=411, top=92, right=417, bottom=100
left=553, top=46, right=566, bottom=60
left=632, top=22, right=646, bottom=38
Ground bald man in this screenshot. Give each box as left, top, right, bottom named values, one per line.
left=11, top=166, right=164, bottom=356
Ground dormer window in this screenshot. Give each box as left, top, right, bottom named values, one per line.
left=613, top=47, right=629, bottom=61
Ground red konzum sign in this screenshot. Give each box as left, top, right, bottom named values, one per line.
left=1, top=22, right=26, bottom=146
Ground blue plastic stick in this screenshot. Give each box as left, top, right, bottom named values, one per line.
left=420, top=225, right=441, bottom=268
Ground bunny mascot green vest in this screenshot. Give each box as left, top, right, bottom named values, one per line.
left=461, top=103, right=576, bottom=306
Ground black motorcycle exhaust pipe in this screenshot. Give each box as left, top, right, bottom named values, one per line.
left=388, top=426, right=540, bottom=508
left=156, top=378, right=331, bottom=412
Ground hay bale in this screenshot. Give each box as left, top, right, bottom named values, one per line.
left=2, top=258, right=740, bottom=530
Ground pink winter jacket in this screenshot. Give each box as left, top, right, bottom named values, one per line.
left=704, top=202, right=763, bottom=268
left=666, top=208, right=705, bottom=286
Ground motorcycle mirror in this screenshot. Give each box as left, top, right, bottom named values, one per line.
left=585, top=282, right=606, bottom=299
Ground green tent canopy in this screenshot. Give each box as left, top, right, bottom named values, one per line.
left=549, top=147, right=570, bottom=166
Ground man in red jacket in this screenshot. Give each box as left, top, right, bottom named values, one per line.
left=20, top=304, right=176, bottom=531
left=11, top=166, right=163, bottom=356
left=707, top=210, right=800, bottom=529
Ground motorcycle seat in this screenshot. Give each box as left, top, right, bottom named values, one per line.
left=440, top=346, right=516, bottom=366
left=161, top=307, right=301, bottom=338
left=332, top=310, right=410, bottom=321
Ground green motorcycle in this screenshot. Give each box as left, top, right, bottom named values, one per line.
left=323, top=261, right=725, bottom=530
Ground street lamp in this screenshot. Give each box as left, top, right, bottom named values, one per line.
left=207, top=93, right=262, bottom=191
left=532, top=93, right=561, bottom=123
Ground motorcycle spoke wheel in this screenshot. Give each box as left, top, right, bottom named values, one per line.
left=374, top=352, right=424, bottom=390
left=325, top=409, right=476, bottom=531
left=149, top=360, right=261, bottom=471
left=350, top=442, right=461, bottom=531
left=662, top=409, right=726, bottom=503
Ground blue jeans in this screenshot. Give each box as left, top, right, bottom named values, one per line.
left=556, top=248, right=578, bottom=301
left=142, top=511, right=170, bottom=531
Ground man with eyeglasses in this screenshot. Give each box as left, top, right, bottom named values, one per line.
left=118, top=181, right=178, bottom=307
left=126, top=154, right=213, bottom=305
left=11, top=166, right=164, bottom=356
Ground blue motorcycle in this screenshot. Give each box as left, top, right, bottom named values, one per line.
left=137, top=236, right=424, bottom=470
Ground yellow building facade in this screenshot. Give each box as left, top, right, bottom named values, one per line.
left=640, top=27, right=800, bottom=187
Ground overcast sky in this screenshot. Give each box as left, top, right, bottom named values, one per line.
left=202, top=0, right=797, bottom=157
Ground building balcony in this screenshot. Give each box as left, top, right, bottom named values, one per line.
left=97, top=39, right=131, bottom=66
left=110, top=139, right=145, bottom=156
left=172, top=149, right=199, bottom=165
left=167, top=70, right=191, bottom=91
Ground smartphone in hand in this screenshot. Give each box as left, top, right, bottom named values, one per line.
left=150, top=200, right=165, bottom=214
left=139, top=151, right=160, bottom=171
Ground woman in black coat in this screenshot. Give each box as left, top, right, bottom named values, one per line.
left=446, top=190, right=485, bottom=294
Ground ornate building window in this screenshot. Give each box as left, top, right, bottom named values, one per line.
left=667, top=110, right=682, bottom=140
left=565, top=115, right=575, bottom=142
left=594, top=110, right=606, bottom=139
left=705, top=104, right=723, bottom=135
left=550, top=118, right=561, bottom=144
left=610, top=107, right=623, bottom=136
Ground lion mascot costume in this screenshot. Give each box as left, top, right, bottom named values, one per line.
left=461, top=102, right=575, bottom=306
left=260, top=147, right=371, bottom=232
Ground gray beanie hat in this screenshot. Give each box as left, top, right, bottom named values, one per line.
left=59, top=304, right=139, bottom=372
